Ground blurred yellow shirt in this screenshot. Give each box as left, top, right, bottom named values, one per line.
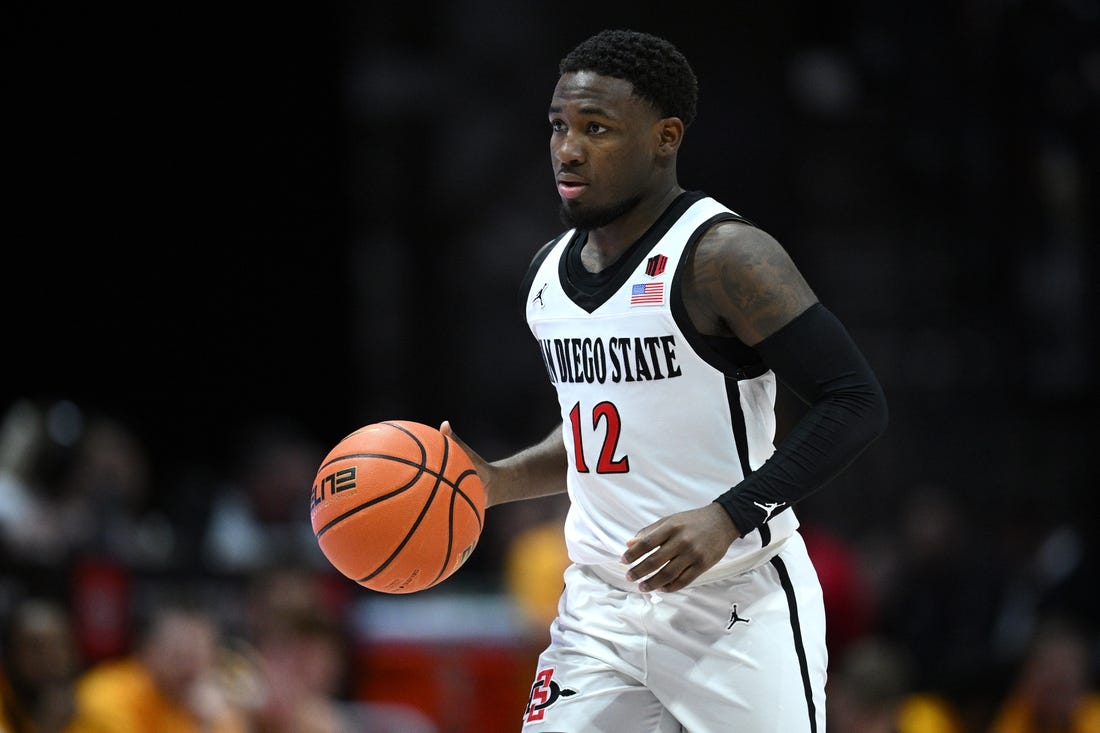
left=989, top=692, right=1100, bottom=733
left=897, top=693, right=964, bottom=733
left=505, top=520, right=569, bottom=635
left=74, top=658, right=247, bottom=733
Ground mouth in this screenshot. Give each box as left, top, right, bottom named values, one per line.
left=557, top=180, right=587, bottom=200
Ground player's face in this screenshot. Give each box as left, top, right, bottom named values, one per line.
left=549, top=71, right=664, bottom=230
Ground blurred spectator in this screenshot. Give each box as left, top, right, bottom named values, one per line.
left=55, top=410, right=171, bottom=568
left=0, top=398, right=173, bottom=572
left=0, top=399, right=83, bottom=568
left=238, top=565, right=437, bottom=733
left=237, top=566, right=348, bottom=732
left=801, top=521, right=874, bottom=662
left=988, top=617, right=1100, bottom=733
left=827, top=637, right=963, bottom=733
left=202, top=419, right=328, bottom=573
left=502, top=494, right=570, bottom=644
left=874, top=484, right=1006, bottom=698
left=993, top=505, right=1100, bottom=666
left=245, top=605, right=351, bottom=733
left=0, top=597, right=86, bottom=733
left=73, top=598, right=248, bottom=732
left=242, top=564, right=349, bottom=644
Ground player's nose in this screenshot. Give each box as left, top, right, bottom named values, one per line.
left=552, top=130, right=585, bottom=167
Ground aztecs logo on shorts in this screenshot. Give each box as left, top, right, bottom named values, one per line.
left=523, top=666, right=578, bottom=723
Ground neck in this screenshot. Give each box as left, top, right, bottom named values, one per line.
left=584, top=184, right=684, bottom=271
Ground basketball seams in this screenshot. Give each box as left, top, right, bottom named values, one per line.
left=321, top=420, right=429, bottom=474
left=357, top=475, right=446, bottom=586
left=360, top=434, right=451, bottom=587
left=313, top=461, right=481, bottom=537
left=317, top=452, right=425, bottom=474
left=451, top=468, right=485, bottom=530
left=314, top=478, right=422, bottom=538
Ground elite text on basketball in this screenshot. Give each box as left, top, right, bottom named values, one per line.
left=310, top=466, right=357, bottom=512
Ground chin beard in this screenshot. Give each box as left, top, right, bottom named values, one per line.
left=559, top=195, right=642, bottom=230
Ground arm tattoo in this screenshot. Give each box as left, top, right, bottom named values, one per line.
left=695, top=223, right=816, bottom=345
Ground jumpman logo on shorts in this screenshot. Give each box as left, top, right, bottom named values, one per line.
left=727, top=604, right=750, bottom=629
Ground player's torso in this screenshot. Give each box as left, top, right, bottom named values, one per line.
left=523, top=192, right=797, bottom=578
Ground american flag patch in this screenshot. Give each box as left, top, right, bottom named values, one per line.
left=630, top=282, right=664, bottom=305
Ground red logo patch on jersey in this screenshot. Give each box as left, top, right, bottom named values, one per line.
left=524, top=666, right=578, bottom=723
left=646, top=253, right=668, bottom=277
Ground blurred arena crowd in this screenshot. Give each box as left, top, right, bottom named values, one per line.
left=0, top=388, right=1095, bottom=732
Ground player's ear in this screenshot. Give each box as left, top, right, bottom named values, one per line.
left=655, top=117, right=684, bottom=157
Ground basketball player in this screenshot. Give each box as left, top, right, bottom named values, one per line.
left=443, top=29, right=888, bottom=732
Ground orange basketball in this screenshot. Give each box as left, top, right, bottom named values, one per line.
left=309, top=420, right=485, bottom=594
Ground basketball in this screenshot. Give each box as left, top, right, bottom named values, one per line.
left=309, top=420, right=485, bottom=594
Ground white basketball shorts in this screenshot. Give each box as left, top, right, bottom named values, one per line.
left=520, top=531, right=827, bottom=733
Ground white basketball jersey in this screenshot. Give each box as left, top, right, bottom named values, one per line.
left=524, top=192, right=799, bottom=584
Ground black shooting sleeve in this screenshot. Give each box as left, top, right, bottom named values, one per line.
left=715, top=302, right=888, bottom=537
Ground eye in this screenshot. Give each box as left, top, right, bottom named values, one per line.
left=550, top=119, right=566, bottom=133
left=587, top=122, right=607, bottom=134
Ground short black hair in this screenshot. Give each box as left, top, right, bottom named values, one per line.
left=559, top=29, right=698, bottom=127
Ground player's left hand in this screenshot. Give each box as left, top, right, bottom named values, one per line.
left=621, top=504, right=740, bottom=592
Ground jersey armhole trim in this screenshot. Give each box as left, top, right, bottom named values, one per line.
left=669, top=213, right=768, bottom=380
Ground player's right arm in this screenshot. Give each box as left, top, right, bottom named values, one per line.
left=441, top=238, right=571, bottom=507
left=440, top=421, right=568, bottom=508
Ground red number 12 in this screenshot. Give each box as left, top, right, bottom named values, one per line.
left=568, top=401, right=629, bottom=474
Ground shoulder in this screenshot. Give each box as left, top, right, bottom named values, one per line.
left=683, top=219, right=817, bottom=345
left=693, top=219, right=785, bottom=269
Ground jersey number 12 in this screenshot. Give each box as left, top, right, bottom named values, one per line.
left=569, top=401, right=630, bottom=474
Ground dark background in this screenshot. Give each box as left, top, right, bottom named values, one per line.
left=5, top=0, right=1098, bottom=624
left=3, top=2, right=1099, bottom=726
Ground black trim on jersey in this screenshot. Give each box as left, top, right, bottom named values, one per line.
left=668, top=212, right=767, bottom=380
left=559, top=191, right=705, bottom=313
left=668, top=209, right=775, bottom=543
left=725, top=379, right=753, bottom=480
left=518, top=233, right=570, bottom=320
left=770, top=554, right=819, bottom=733
left=759, top=518, right=773, bottom=547
left=724, top=378, right=770, bottom=546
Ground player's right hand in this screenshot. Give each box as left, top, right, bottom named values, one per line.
left=440, top=421, right=497, bottom=505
